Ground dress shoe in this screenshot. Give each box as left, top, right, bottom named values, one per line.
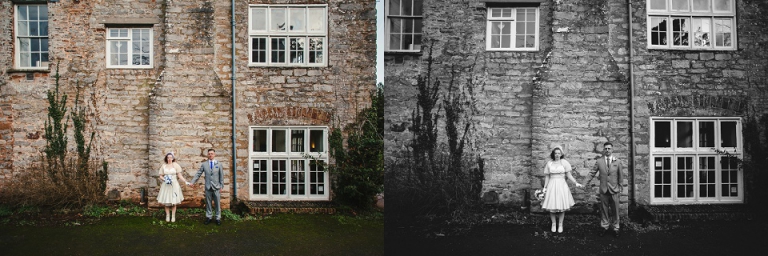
left=551, top=223, right=557, bottom=233
left=614, top=230, right=620, bottom=238
left=204, top=218, right=211, bottom=225
left=166, top=215, right=170, bottom=222
left=599, top=229, right=609, bottom=237
left=558, top=224, right=563, bottom=233
left=216, top=219, right=222, bottom=226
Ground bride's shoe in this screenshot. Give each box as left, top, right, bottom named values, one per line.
left=165, top=214, right=170, bottom=222
left=558, top=224, right=563, bottom=233
left=551, top=223, right=556, bottom=233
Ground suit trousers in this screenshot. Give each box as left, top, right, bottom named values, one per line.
left=599, top=191, right=620, bottom=231
left=204, top=188, right=221, bottom=220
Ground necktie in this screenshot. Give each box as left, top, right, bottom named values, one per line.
left=607, top=157, right=611, bottom=166
left=210, top=161, right=213, bottom=169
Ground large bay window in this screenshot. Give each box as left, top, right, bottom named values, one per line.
left=249, top=127, right=329, bottom=200
left=486, top=6, right=539, bottom=51
left=647, top=0, right=736, bottom=50
left=650, top=117, right=743, bottom=204
left=14, top=4, right=49, bottom=69
left=248, top=5, right=327, bottom=66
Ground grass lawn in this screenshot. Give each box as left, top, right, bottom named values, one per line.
left=0, top=210, right=383, bottom=255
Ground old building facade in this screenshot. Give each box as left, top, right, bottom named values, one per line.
left=0, top=0, right=376, bottom=208
left=385, top=0, right=768, bottom=216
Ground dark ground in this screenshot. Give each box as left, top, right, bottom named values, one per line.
left=385, top=211, right=768, bottom=256
left=0, top=210, right=383, bottom=255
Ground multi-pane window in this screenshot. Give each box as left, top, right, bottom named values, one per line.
left=650, top=117, right=743, bottom=204
left=15, top=5, right=49, bottom=69
left=249, top=127, right=329, bottom=200
left=248, top=5, right=327, bottom=66
left=106, top=28, right=153, bottom=68
left=486, top=7, right=539, bottom=51
left=385, top=0, right=423, bottom=52
left=647, top=0, right=736, bottom=50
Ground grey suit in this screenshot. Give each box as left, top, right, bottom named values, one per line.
left=587, top=156, right=622, bottom=231
left=191, top=159, right=224, bottom=220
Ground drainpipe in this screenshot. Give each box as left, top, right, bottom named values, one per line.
left=231, top=0, right=238, bottom=200
left=627, top=0, right=636, bottom=212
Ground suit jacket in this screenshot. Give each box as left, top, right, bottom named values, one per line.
left=588, top=156, right=622, bottom=194
left=191, top=159, right=224, bottom=191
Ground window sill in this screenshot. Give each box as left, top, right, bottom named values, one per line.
left=646, top=47, right=738, bottom=52
left=385, top=51, right=422, bottom=56
left=7, top=68, right=50, bottom=73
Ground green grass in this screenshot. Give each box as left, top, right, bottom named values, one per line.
left=0, top=213, right=383, bottom=255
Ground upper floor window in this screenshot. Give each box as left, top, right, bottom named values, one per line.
left=248, top=5, right=327, bottom=67
left=647, top=0, right=736, bottom=50
left=385, top=0, right=423, bottom=52
left=106, top=28, right=153, bottom=68
left=486, top=7, right=539, bottom=51
left=15, top=4, right=49, bottom=69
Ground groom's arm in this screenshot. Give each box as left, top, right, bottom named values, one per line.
left=584, top=161, right=599, bottom=186
left=190, top=163, right=204, bottom=184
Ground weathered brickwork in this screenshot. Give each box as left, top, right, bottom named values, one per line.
left=385, top=0, right=768, bottom=216
left=0, top=0, right=376, bottom=208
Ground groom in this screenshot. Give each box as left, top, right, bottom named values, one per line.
left=190, top=148, right=224, bottom=225
left=583, top=142, right=622, bottom=238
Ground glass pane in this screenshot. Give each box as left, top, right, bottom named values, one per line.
left=253, top=129, right=267, bottom=152
left=271, top=8, right=286, bottom=31
left=404, top=19, right=413, bottom=33
left=290, top=38, right=304, bottom=63
left=650, top=17, right=668, bottom=46
left=670, top=0, right=689, bottom=11
left=413, top=0, right=423, bottom=15
left=699, top=121, right=715, bottom=147
left=414, top=19, right=422, bottom=33
left=271, top=38, right=285, bottom=63
left=29, top=6, right=38, bottom=20
left=251, top=8, right=267, bottom=31
left=272, top=130, right=286, bottom=152
left=650, top=0, right=667, bottom=10
left=291, top=130, right=305, bottom=152
left=39, top=6, right=48, bottom=20
left=715, top=19, right=732, bottom=47
left=677, top=121, right=693, bottom=148
left=390, top=18, right=402, bottom=34
left=310, top=130, right=324, bottom=152
left=31, top=38, right=39, bottom=51
left=308, top=8, right=324, bottom=33
left=39, top=21, right=48, bottom=36
left=654, top=121, right=671, bottom=147
left=714, top=0, right=731, bottom=12
left=289, top=8, right=305, bottom=31
left=693, top=18, right=710, bottom=47
left=18, top=6, right=28, bottom=20
left=526, top=22, right=535, bottom=35
left=721, top=121, right=737, bottom=147
left=18, top=21, right=29, bottom=36
left=31, top=53, right=40, bottom=67
left=526, top=9, right=535, bottom=21
left=402, top=0, right=412, bottom=16
left=516, top=9, right=525, bottom=21
left=526, top=35, right=535, bottom=48
left=672, top=18, right=689, bottom=46
left=389, top=0, right=401, bottom=16
left=692, top=0, right=710, bottom=11
left=29, top=21, right=38, bottom=36
left=389, top=34, right=401, bottom=50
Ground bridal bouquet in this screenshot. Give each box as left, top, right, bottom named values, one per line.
left=163, top=174, right=173, bottom=185
left=534, top=188, right=546, bottom=201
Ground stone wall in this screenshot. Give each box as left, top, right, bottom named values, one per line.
left=384, top=0, right=768, bottom=216
left=0, top=0, right=376, bottom=208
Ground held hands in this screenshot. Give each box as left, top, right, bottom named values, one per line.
left=575, top=183, right=584, bottom=188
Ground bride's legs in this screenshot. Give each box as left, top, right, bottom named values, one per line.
left=550, top=213, right=557, bottom=232
left=557, top=212, right=565, bottom=233
left=171, top=205, right=177, bottom=222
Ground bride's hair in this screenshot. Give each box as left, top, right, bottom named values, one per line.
left=549, top=147, right=565, bottom=160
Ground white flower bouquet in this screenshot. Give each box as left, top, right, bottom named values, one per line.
left=163, top=174, right=172, bottom=185
left=534, top=188, right=546, bottom=201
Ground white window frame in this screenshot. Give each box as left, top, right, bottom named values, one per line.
left=485, top=7, right=540, bottom=51
left=248, top=5, right=328, bottom=67
left=14, top=4, right=49, bottom=70
left=106, top=27, right=154, bottom=69
left=649, top=117, right=743, bottom=204
left=248, top=126, right=330, bottom=201
left=385, top=0, right=423, bottom=53
left=647, top=0, right=737, bottom=50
